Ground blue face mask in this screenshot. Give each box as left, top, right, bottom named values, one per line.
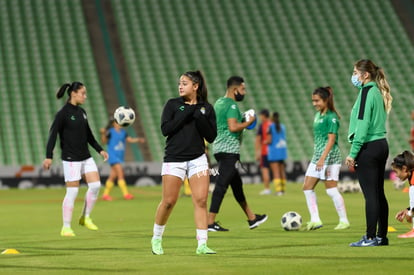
left=351, top=74, right=362, bottom=88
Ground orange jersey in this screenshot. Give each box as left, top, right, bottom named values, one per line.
left=257, top=120, right=272, bottom=156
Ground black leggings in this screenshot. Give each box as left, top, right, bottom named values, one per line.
left=209, top=153, right=247, bottom=214
left=355, top=138, right=389, bottom=239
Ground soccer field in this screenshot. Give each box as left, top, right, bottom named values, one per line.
left=0, top=182, right=412, bottom=274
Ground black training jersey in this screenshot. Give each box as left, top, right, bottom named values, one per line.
left=45, top=103, right=103, bottom=161
left=161, top=97, right=217, bottom=162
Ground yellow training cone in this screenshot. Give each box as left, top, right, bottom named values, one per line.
left=387, top=226, right=397, bottom=232
left=1, top=249, right=20, bottom=255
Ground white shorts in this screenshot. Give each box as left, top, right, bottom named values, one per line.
left=305, top=163, right=341, bottom=181
left=62, top=158, right=98, bottom=182
left=161, top=154, right=209, bottom=181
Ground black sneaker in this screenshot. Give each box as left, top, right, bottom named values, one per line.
left=248, top=214, right=268, bottom=229
left=376, top=236, right=389, bottom=246
left=208, top=221, right=229, bottom=232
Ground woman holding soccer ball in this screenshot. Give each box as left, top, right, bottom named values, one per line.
left=43, top=82, right=108, bottom=237
left=151, top=70, right=217, bottom=255
left=346, top=59, right=392, bottom=247
left=303, top=87, right=350, bottom=231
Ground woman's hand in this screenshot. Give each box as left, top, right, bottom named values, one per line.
left=345, top=156, right=355, bottom=167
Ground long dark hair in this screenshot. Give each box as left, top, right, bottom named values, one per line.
left=392, top=151, right=414, bottom=171
left=56, top=82, right=84, bottom=101
left=354, top=59, right=392, bottom=113
left=272, top=112, right=281, bottom=132
left=312, top=86, right=340, bottom=119
left=183, top=71, right=208, bottom=103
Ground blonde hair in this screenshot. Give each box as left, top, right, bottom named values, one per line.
left=355, top=59, right=392, bottom=113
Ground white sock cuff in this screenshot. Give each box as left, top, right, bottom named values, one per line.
left=66, top=186, right=79, bottom=195
left=326, top=187, right=340, bottom=197
left=409, top=186, right=414, bottom=209
left=87, top=181, right=101, bottom=191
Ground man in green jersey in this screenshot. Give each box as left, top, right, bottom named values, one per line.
left=207, top=76, right=268, bottom=232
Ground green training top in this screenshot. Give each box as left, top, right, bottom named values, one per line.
left=213, top=97, right=243, bottom=154
left=311, top=110, right=342, bottom=165
left=348, top=82, right=387, bottom=159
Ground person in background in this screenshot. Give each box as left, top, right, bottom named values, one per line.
left=266, top=112, right=287, bottom=195
left=409, top=111, right=414, bottom=151
left=392, top=151, right=414, bottom=238
left=208, top=76, right=268, bottom=232
left=256, top=109, right=272, bottom=195
left=346, top=59, right=392, bottom=247
left=100, top=118, right=145, bottom=201
left=43, top=82, right=108, bottom=237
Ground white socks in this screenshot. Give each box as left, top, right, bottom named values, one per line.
left=196, top=229, right=208, bottom=247
left=62, top=187, right=79, bottom=227
left=152, top=224, right=166, bottom=240
left=82, top=181, right=101, bottom=217
left=152, top=225, right=208, bottom=247
left=304, top=190, right=320, bottom=222
left=326, top=187, right=349, bottom=223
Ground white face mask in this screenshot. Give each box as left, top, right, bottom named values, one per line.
left=351, top=74, right=363, bottom=88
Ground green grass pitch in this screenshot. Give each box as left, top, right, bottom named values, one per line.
left=0, top=181, right=413, bottom=274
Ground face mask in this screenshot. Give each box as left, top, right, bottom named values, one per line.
left=234, top=90, right=245, bottom=102
left=351, top=74, right=362, bottom=88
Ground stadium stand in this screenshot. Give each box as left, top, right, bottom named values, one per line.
left=112, top=0, right=414, bottom=162
left=0, top=0, right=107, bottom=165
left=0, top=0, right=413, bottom=165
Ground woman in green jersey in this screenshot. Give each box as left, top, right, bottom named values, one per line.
left=347, top=59, right=392, bottom=247
left=303, top=87, right=350, bottom=231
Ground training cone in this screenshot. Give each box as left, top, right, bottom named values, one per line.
left=388, top=226, right=397, bottom=232
left=1, top=248, right=20, bottom=255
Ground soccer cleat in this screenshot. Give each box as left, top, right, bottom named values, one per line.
left=124, top=193, right=134, bottom=200
left=248, top=214, right=268, bottom=229
left=208, top=222, right=229, bottom=232
left=79, top=216, right=98, bottom=230
left=376, top=236, right=389, bottom=246
left=61, top=226, right=76, bottom=237
left=151, top=238, right=164, bottom=255
left=349, top=235, right=378, bottom=247
left=334, top=221, right=350, bottom=230
left=259, top=189, right=272, bottom=195
left=306, top=221, right=323, bottom=231
left=196, top=244, right=216, bottom=255
left=398, top=229, right=414, bottom=238
left=102, top=194, right=113, bottom=201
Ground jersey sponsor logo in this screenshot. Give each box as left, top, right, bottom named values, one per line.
left=332, top=118, right=337, bottom=124
left=70, top=115, right=76, bottom=121
left=179, top=106, right=185, bottom=111
left=231, top=104, right=236, bottom=109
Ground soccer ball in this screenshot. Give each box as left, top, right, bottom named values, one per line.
left=281, top=211, right=302, bottom=231
left=243, top=109, right=257, bottom=130
left=114, top=106, right=135, bottom=127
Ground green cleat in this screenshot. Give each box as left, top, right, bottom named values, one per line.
left=306, top=221, right=323, bottom=231
left=196, top=244, right=216, bottom=255
left=79, top=216, right=98, bottom=230
left=334, top=221, right=350, bottom=230
left=151, top=238, right=164, bottom=255
left=61, top=226, right=76, bottom=237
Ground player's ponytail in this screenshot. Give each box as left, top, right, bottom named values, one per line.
left=183, top=70, right=208, bottom=103
left=272, top=112, right=281, bottom=132
left=375, top=67, right=392, bottom=113
left=354, top=59, right=392, bottom=113
left=56, top=82, right=84, bottom=101
left=392, top=151, right=414, bottom=171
